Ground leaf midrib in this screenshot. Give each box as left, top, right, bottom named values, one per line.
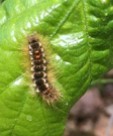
left=50, top=0, right=81, bottom=38
left=82, top=0, right=92, bottom=82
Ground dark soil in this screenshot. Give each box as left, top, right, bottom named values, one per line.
left=64, top=70, right=113, bottom=136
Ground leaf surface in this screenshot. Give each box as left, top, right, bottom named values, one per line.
left=0, top=0, right=113, bottom=136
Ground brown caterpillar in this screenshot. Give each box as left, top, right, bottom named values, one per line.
left=28, top=35, right=59, bottom=104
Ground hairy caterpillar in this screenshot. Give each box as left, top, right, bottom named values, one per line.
left=28, top=35, right=60, bottom=104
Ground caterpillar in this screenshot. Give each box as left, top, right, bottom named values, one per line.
left=28, top=35, right=59, bottom=104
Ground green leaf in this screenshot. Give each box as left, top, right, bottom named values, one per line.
left=0, top=0, right=113, bottom=136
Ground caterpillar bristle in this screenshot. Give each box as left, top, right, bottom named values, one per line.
left=41, top=88, right=60, bottom=104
